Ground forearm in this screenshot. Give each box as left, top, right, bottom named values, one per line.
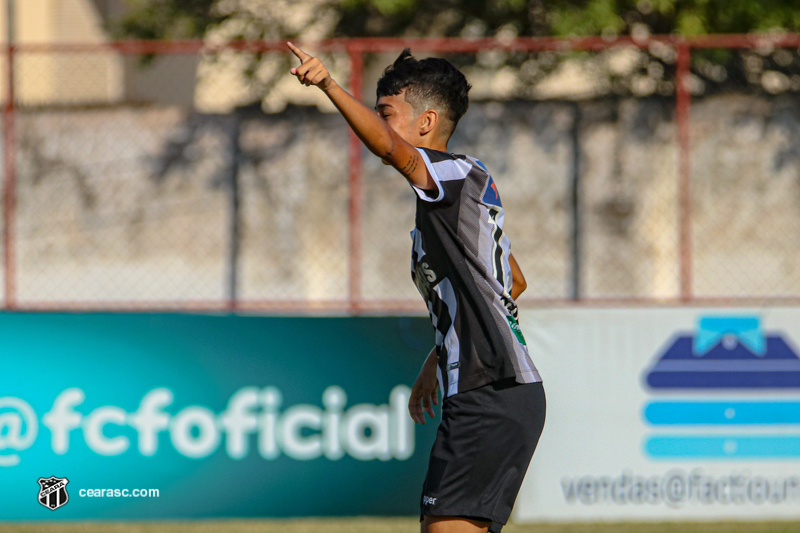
left=288, top=42, right=433, bottom=189
left=322, top=80, right=397, bottom=159
left=423, top=346, right=438, bottom=368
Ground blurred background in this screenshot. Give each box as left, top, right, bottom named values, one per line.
left=2, top=1, right=800, bottom=531
left=2, top=0, right=799, bottom=311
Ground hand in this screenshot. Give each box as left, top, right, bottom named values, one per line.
left=287, top=42, right=333, bottom=91
left=408, top=348, right=440, bottom=425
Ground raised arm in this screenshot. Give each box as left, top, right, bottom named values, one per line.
left=509, top=253, right=527, bottom=300
left=287, top=42, right=435, bottom=191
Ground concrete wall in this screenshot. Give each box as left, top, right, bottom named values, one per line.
left=8, top=93, right=800, bottom=305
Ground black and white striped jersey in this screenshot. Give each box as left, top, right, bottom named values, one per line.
left=410, top=147, right=542, bottom=398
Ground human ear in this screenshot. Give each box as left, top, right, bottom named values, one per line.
left=418, top=109, right=438, bottom=136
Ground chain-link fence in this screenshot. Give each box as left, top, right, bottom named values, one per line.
left=2, top=35, right=800, bottom=312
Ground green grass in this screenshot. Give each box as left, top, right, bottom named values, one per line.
left=1, top=519, right=800, bottom=533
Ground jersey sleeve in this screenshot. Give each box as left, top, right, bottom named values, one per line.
left=410, top=147, right=471, bottom=204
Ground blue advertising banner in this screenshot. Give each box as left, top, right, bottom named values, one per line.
left=0, top=313, right=436, bottom=519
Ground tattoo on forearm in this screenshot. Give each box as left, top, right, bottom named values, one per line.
left=399, top=153, right=419, bottom=175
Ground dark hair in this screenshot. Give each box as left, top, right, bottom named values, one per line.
left=376, top=49, right=471, bottom=135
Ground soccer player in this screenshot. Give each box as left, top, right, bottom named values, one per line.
left=288, top=42, right=546, bottom=533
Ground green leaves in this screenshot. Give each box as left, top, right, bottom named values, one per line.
left=349, top=0, right=417, bottom=16
left=546, top=0, right=800, bottom=38
left=114, top=0, right=800, bottom=41
left=549, top=2, right=626, bottom=37
left=115, top=0, right=224, bottom=40
left=110, top=0, right=800, bottom=97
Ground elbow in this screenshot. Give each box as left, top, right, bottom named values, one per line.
left=516, top=279, right=527, bottom=296
left=371, top=128, right=397, bottom=160
left=519, top=278, right=528, bottom=292
left=375, top=145, right=394, bottom=161
left=513, top=274, right=527, bottom=297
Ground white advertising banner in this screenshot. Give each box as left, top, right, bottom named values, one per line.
left=514, top=307, right=800, bottom=522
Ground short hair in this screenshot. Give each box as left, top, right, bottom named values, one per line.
left=376, top=49, right=471, bottom=136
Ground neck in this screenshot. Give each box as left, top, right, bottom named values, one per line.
left=416, top=135, right=448, bottom=152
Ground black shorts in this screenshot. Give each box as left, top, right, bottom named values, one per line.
left=419, top=378, right=546, bottom=533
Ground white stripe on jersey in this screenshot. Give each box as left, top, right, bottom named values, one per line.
left=411, top=148, right=471, bottom=203
left=426, top=294, right=445, bottom=347
left=411, top=227, right=425, bottom=262
left=432, top=277, right=460, bottom=397
left=485, top=204, right=511, bottom=292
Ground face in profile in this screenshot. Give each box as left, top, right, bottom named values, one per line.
left=376, top=90, right=423, bottom=163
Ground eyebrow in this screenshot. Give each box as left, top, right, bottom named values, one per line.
left=375, top=103, right=393, bottom=111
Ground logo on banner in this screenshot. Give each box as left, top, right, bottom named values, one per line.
left=37, top=476, right=69, bottom=511
left=642, top=315, right=800, bottom=459
left=1, top=385, right=414, bottom=466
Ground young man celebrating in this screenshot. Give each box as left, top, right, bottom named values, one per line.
left=288, top=43, right=546, bottom=533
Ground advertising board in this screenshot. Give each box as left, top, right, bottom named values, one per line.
left=516, top=308, right=800, bottom=522
left=0, top=313, right=436, bottom=519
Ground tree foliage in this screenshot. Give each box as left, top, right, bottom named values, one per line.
left=116, top=0, right=800, bottom=41
left=114, top=0, right=224, bottom=39
left=114, top=0, right=800, bottom=97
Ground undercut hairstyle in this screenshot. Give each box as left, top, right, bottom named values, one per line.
left=376, top=49, right=471, bottom=137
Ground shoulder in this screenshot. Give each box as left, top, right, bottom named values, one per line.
left=417, top=147, right=481, bottom=164
left=417, top=147, right=459, bottom=163
left=413, top=148, right=489, bottom=204
left=417, top=148, right=487, bottom=178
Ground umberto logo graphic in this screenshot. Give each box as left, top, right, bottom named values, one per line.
left=642, top=315, right=800, bottom=459
left=0, top=385, right=413, bottom=466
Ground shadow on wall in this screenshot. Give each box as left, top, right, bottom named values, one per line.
left=8, top=93, right=800, bottom=304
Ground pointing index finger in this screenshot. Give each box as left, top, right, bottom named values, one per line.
left=287, top=42, right=311, bottom=62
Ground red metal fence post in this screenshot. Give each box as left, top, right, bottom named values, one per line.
left=3, top=0, right=16, bottom=310
left=347, top=43, right=364, bottom=314
left=676, top=40, right=693, bottom=302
